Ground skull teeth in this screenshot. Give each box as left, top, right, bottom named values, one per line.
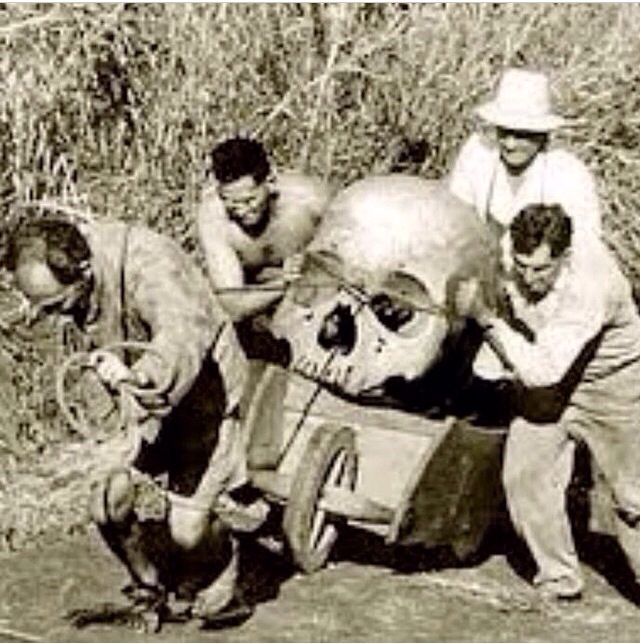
left=293, top=356, right=321, bottom=380
left=292, top=355, right=358, bottom=392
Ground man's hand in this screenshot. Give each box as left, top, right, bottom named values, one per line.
left=254, top=253, right=304, bottom=288
left=454, top=277, right=495, bottom=329
left=282, top=253, right=305, bottom=286
left=613, top=482, right=640, bottom=527
left=17, top=295, right=42, bottom=328
left=255, top=266, right=283, bottom=284
left=89, top=350, right=144, bottom=390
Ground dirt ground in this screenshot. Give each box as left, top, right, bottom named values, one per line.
left=2, top=518, right=640, bottom=643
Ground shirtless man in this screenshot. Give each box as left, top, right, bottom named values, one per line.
left=197, top=136, right=332, bottom=342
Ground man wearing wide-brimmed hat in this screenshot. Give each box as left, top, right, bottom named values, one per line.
left=448, top=68, right=602, bottom=251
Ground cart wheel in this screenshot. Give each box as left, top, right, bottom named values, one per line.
left=283, top=423, right=357, bottom=573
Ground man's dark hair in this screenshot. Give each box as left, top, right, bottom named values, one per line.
left=510, top=204, right=573, bottom=258
left=209, top=136, right=271, bottom=185
left=5, top=218, right=90, bottom=285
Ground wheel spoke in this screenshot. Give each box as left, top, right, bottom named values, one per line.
left=326, top=449, right=349, bottom=487
left=309, top=507, right=327, bottom=550
left=315, top=523, right=337, bottom=555
left=309, top=448, right=354, bottom=554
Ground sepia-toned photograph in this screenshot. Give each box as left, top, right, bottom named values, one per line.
left=1, top=3, right=640, bottom=641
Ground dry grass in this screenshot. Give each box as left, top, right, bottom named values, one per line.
left=1, top=3, right=640, bottom=547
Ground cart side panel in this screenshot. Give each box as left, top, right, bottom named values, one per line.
left=244, top=363, right=289, bottom=469
left=278, top=373, right=452, bottom=512
left=396, top=419, right=505, bottom=557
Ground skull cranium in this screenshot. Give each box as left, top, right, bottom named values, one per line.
left=272, top=175, right=497, bottom=403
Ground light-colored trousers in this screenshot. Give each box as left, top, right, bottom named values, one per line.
left=503, top=381, right=640, bottom=589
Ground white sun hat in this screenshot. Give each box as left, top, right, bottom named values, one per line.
left=475, top=68, right=565, bottom=132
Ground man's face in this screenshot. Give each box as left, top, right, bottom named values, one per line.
left=496, top=127, right=548, bottom=174
left=218, top=175, right=271, bottom=231
left=512, top=242, right=565, bottom=302
left=14, top=259, right=85, bottom=321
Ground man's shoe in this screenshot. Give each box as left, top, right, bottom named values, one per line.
left=191, top=538, right=239, bottom=619
left=536, top=576, right=583, bottom=602
left=121, top=584, right=168, bottom=633
left=198, top=593, right=254, bottom=630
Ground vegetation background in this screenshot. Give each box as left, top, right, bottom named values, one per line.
left=1, top=3, right=640, bottom=548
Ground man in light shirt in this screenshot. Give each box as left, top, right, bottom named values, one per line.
left=460, top=203, right=640, bottom=601
left=448, top=68, right=601, bottom=258
left=5, top=216, right=253, bottom=630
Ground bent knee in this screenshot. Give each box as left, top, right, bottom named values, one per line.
left=169, top=505, right=210, bottom=550
left=89, top=468, right=135, bottom=525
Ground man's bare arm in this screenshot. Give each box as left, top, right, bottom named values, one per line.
left=215, top=275, right=287, bottom=322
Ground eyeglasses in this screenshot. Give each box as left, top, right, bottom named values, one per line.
left=24, top=282, right=82, bottom=324
left=496, top=127, right=547, bottom=142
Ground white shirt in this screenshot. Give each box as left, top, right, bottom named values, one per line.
left=448, top=133, right=602, bottom=247
left=482, top=240, right=640, bottom=389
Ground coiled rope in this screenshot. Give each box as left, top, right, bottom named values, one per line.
left=55, top=340, right=174, bottom=441
left=54, top=340, right=254, bottom=517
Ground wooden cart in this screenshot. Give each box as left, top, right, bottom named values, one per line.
left=244, top=364, right=506, bottom=573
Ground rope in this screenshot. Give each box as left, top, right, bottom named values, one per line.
left=202, top=250, right=449, bottom=316
left=54, top=340, right=242, bottom=516
left=294, top=256, right=449, bottom=316
left=55, top=340, right=174, bottom=440
left=274, top=299, right=368, bottom=469
left=274, top=349, right=339, bottom=470
left=211, top=282, right=336, bottom=294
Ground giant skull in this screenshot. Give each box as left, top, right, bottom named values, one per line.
left=271, top=175, right=497, bottom=404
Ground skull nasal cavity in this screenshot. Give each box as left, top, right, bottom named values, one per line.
left=318, top=303, right=357, bottom=355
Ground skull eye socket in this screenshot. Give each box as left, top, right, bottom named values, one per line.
left=372, top=271, right=437, bottom=336
left=291, top=250, right=344, bottom=307
left=370, top=293, right=414, bottom=331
